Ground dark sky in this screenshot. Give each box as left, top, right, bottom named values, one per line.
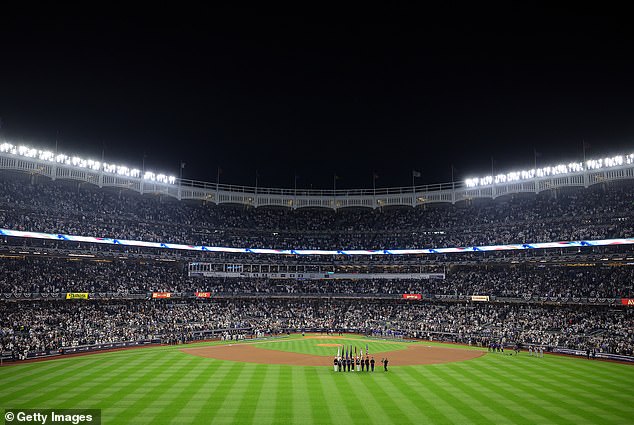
left=0, top=13, right=632, bottom=189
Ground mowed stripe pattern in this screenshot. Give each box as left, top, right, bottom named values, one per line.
left=1, top=342, right=633, bottom=425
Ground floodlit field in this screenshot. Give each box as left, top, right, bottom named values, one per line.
left=1, top=335, right=633, bottom=424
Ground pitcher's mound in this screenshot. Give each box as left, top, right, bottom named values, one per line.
left=181, top=344, right=484, bottom=366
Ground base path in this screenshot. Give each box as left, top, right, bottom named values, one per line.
left=181, top=344, right=484, bottom=366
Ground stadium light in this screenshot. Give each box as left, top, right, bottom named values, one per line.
left=465, top=153, right=634, bottom=188
left=0, top=142, right=177, bottom=184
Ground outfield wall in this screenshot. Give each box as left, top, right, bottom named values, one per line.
left=3, top=330, right=633, bottom=364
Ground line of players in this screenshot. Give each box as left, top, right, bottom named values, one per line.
left=333, top=355, right=389, bottom=372
left=489, top=342, right=545, bottom=358
left=528, top=346, right=544, bottom=357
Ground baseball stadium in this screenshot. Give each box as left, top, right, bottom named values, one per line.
left=0, top=145, right=633, bottom=424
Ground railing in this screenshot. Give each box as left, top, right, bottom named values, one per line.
left=2, top=151, right=634, bottom=209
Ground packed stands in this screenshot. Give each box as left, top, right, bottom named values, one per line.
left=1, top=167, right=633, bottom=361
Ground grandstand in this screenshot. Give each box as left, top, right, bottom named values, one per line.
left=0, top=144, right=633, bottom=363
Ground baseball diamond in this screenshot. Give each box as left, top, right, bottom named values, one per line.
left=180, top=338, right=485, bottom=365
left=1, top=335, right=633, bottom=425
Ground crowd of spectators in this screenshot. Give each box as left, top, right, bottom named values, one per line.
left=1, top=300, right=631, bottom=359
left=1, top=172, right=633, bottom=250
left=1, top=171, right=633, bottom=361
left=1, top=257, right=632, bottom=298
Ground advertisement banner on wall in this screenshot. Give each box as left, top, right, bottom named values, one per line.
left=65, top=293, right=89, bottom=299
left=471, top=295, right=490, bottom=302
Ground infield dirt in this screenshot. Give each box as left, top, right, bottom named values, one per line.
left=181, top=343, right=484, bottom=366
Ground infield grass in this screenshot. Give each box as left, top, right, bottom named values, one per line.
left=1, top=334, right=633, bottom=425
left=255, top=336, right=408, bottom=356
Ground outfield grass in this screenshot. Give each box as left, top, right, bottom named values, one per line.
left=1, top=335, right=633, bottom=424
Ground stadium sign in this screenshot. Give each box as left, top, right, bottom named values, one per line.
left=65, top=292, right=89, bottom=299
left=151, top=292, right=171, bottom=299
left=471, top=295, right=490, bottom=302
left=402, top=294, right=422, bottom=300
left=621, top=298, right=634, bottom=306
left=195, top=292, right=211, bottom=298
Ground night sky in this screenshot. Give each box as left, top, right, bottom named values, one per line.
left=0, top=14, right=632, bottom=189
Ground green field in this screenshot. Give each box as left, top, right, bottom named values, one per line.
left=1, top=335, right=633, bottom=424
